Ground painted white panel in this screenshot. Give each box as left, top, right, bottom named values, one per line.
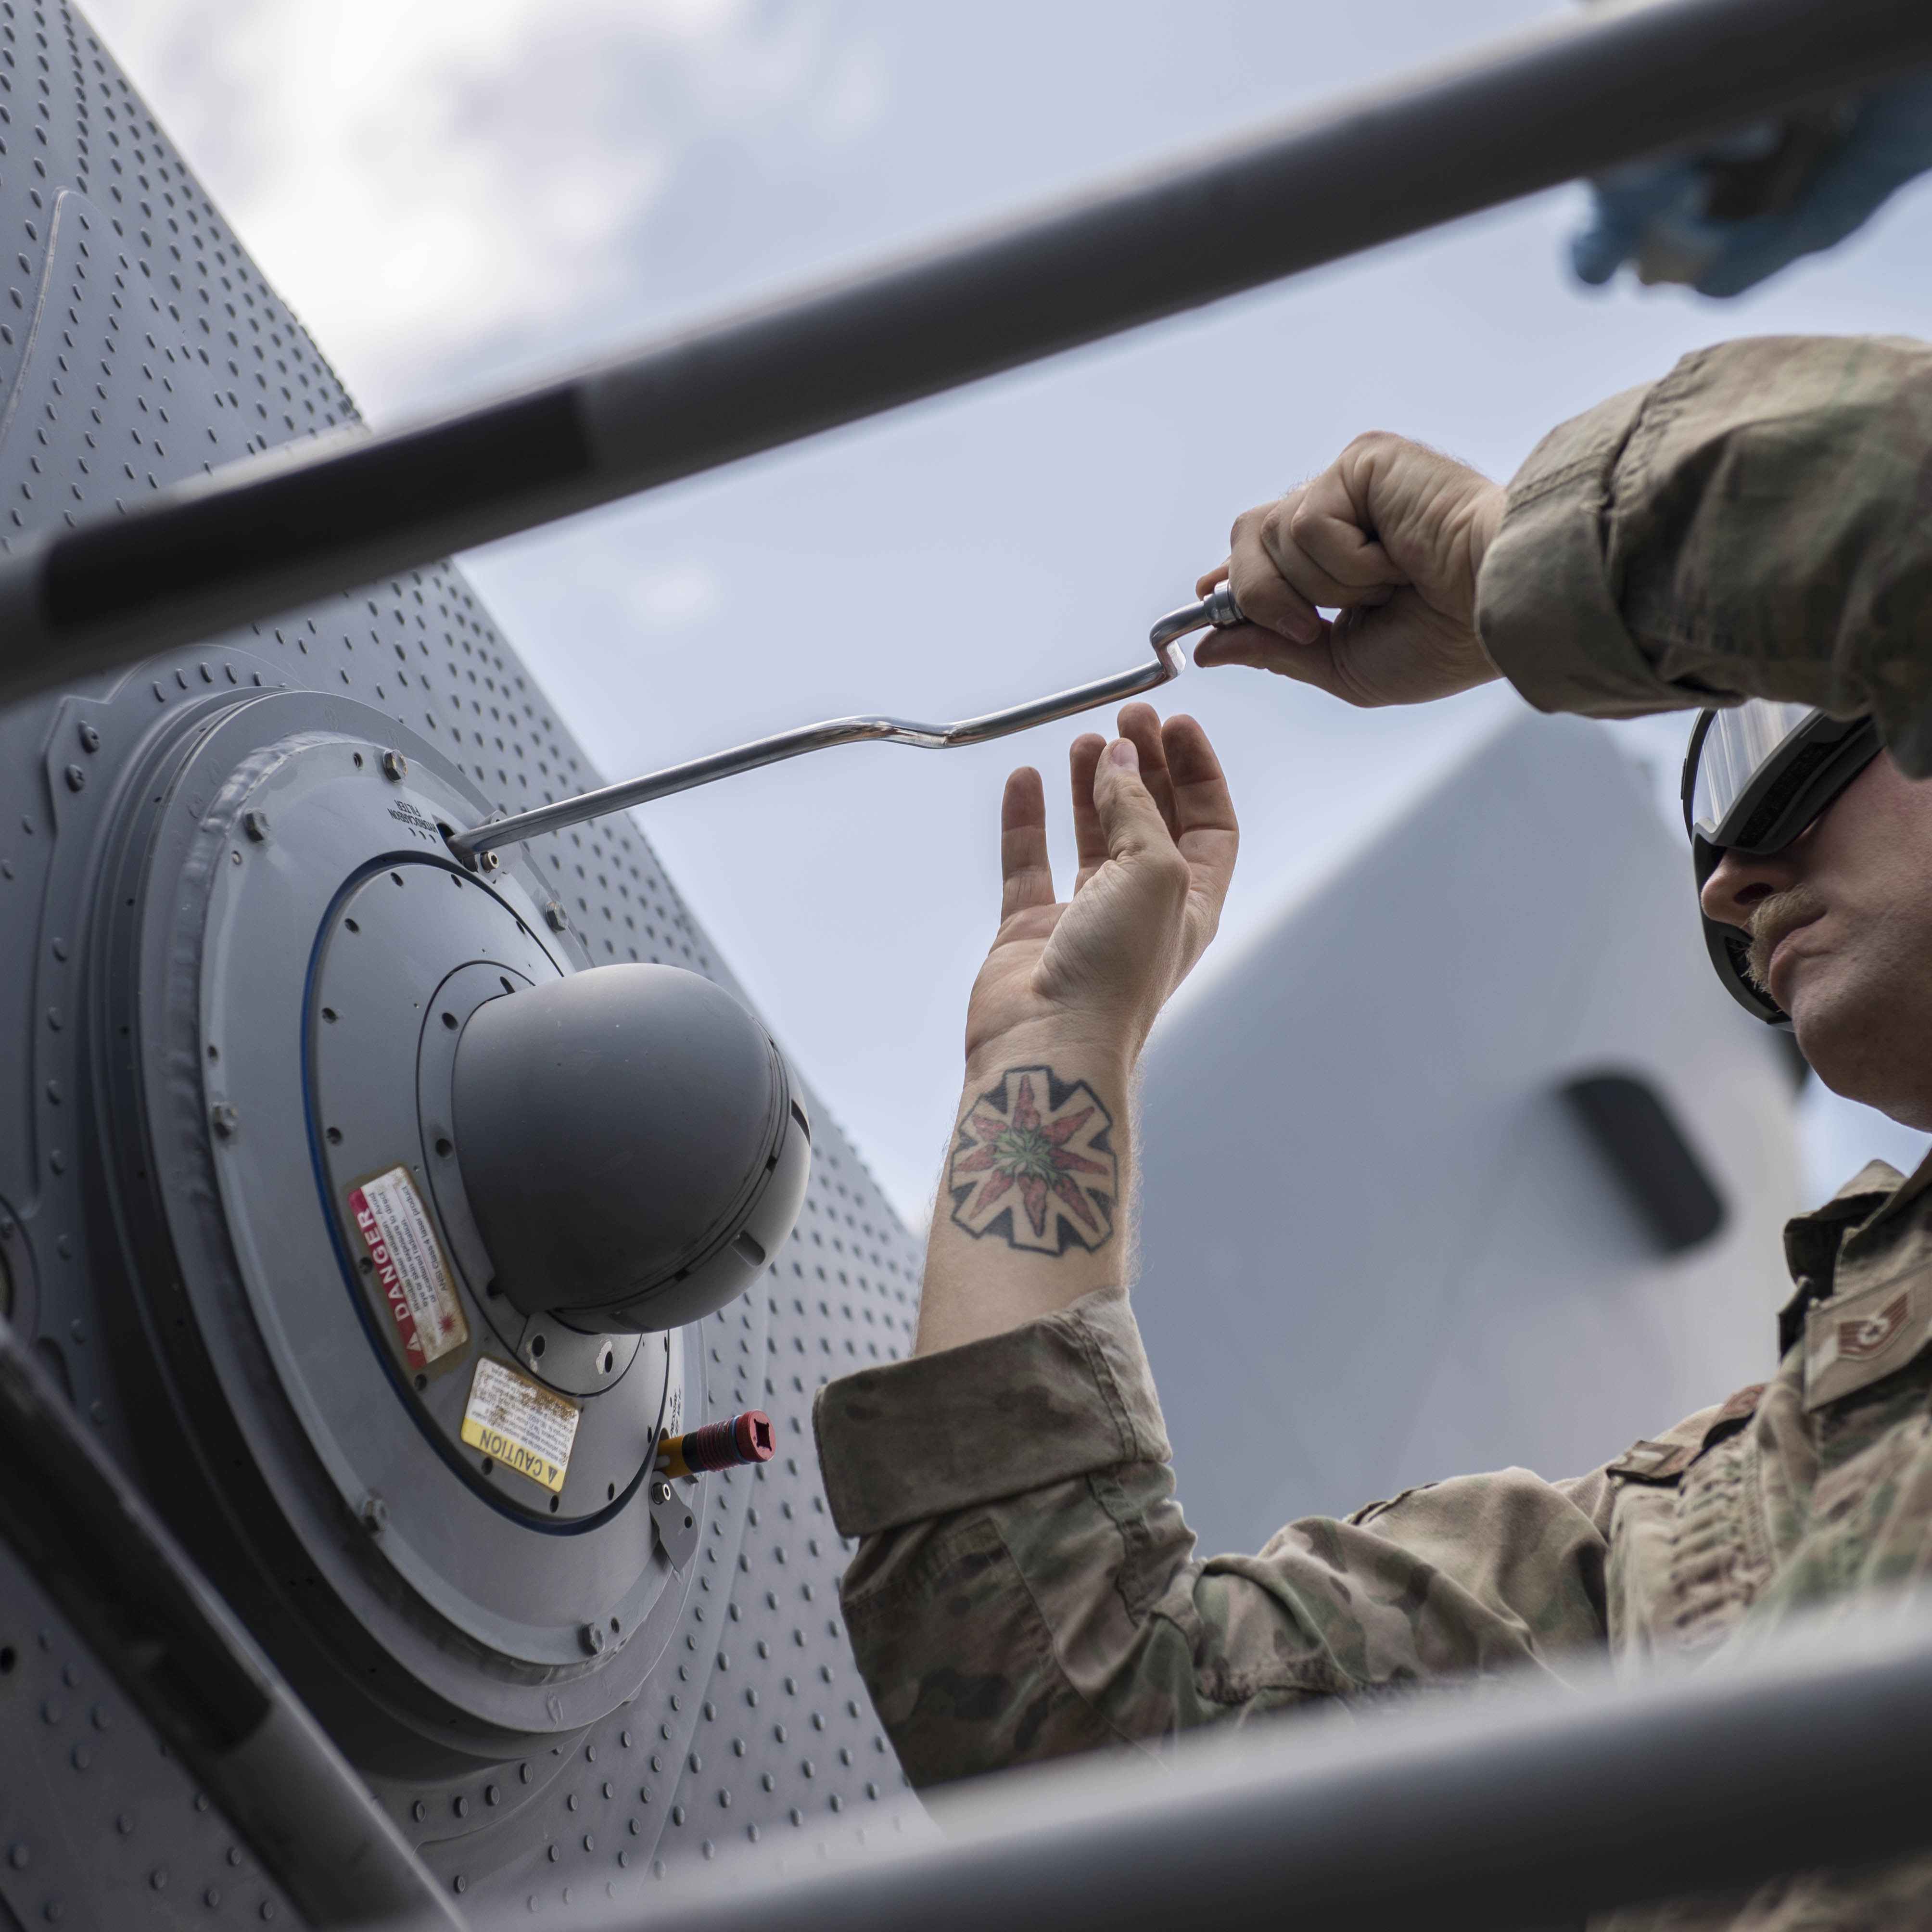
left=1134, top=713, right=1802, bottom=1555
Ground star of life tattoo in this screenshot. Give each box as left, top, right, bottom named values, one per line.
left=947, top=1066, right=1117, bottom=1254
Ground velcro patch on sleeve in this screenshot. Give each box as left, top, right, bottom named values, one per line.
left=1607, top=1439, right=1698, bottom=1485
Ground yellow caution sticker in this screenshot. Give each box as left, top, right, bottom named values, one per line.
left=461, top=1357, right=580, bottom=1494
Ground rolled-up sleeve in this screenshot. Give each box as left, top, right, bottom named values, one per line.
left=814, top=1288, right=1612, bottom=1788
left=1477, top=334, right=1932, bottom=776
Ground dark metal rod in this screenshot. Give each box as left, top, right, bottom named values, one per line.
left=0, top=1317, right=458, bottom=1929
left=2, top=0, right=1929, bottom=703
left=500, top=1608, right=1932, bottom=1932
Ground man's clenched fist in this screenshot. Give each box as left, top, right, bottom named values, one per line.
left=1195, top=432, right=1506, bottom=708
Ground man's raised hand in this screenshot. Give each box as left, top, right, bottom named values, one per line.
left=1195, top=432, right=1506, bottom=708
left=962, top=704, right=1238, bottom=1080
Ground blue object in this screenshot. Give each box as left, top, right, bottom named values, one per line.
left=1571, top=71, right=1932, bottom=296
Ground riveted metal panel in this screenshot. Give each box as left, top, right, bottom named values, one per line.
left=0, top=1536, right=296, bottom=1931
left=0, top=2, right=928, bottom=1911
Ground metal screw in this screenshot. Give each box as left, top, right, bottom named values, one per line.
left=242, top=809, right=269, bottom=842
left=478, top=849, right=500, bottom=872
left=62, top=765, right=84, bottom=793
left=381, top=750, right=408, bottom=782
left=209, top=1103, right=239, bottom=1140
left=650, top=1480, right=672, bottom=1507
left=580, top=1622, right=606, bottom=1656
left=360, top=1493, right=389, bottom=1535
left=544, top=901, right=568, bottom=933
left=76, top=724, right=99, bottom=753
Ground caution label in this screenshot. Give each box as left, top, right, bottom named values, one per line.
left=347, top=1166, right=471, bottom=1370
left=461, top=1357, right=580, bottom=1494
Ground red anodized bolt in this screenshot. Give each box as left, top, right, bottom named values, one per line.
left=657, top=1411, right=775, bottom=1481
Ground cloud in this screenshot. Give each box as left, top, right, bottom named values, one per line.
left=83, top=0, right=891, bottom=413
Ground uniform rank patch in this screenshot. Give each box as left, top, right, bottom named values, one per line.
left=1839, top=1292, right=1908, bottom=1360
left=1805, top=1277, right=1929, bottom=1411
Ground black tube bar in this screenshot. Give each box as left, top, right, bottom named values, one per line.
left=0, top=1318, right=458, bottom=1929
left=2, top=0, right=1930, bottom=703
left=500, top=1606, right=1932, bottom=1932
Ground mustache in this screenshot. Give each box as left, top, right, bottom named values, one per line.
left=1744, top=884, right=1828, bottom=992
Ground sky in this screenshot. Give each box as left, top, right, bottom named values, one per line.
left=82, top=0, right=1932, bottom=1222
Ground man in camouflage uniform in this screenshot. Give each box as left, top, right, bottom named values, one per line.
left=815, top=334, right=1932, bottom=1926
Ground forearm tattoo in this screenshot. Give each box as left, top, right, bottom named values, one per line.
left=947, top=1066, right=1117, bottom=1254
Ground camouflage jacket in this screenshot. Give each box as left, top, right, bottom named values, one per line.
left=814, top=334, right=1932, bottom=1925
left=1477, top=332, right=1932, bottom=772
left=817, top=1158, right=1932, bottom=1926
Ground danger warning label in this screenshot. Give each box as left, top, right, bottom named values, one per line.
left=461, top=1357, right=580, bottom=1494
left=347, top=1166, right=471, bottom=1370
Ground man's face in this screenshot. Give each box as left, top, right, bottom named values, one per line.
left=1702, top=753, right=1932, bottom=1129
